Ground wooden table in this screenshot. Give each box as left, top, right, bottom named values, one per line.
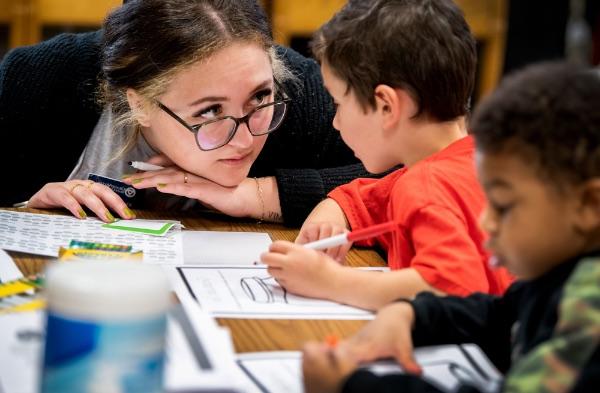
left=6, top=208, right=385, bottom=353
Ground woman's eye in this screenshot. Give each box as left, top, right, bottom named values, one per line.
left=251, top=89, right=272, bottom=105
left=194, top=104, right=222, bottom=120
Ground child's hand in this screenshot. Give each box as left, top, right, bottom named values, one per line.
left=302, top=341, right=358, bottom=393
left=295, top=222, right=352, bottom=263
left=342, top=302, right=422, bottom=375
left=260, top=241, right=341, bottom=300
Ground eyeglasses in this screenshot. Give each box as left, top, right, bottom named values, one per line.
left=156, top=84, right=291, bottom=151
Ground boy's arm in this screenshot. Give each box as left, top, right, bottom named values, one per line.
left=294, top=198, right=352, bottom=262
left=409, top=288, right=522, bottom=373
left=329, top=267, right=444, bottom=310
left=342, top=372, right=445, bottom=393
left=301, top=197, right=350, bottom=229
left=261, top=244, right=438, bottom=308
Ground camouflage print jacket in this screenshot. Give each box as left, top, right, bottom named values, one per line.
left=342, top=253, right=600, bottom=393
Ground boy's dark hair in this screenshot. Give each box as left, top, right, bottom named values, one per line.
left=471, top=62, right=600, bottom=188
left=311, top=0, right=476, bottom=121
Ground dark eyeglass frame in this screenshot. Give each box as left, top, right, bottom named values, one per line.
left=155, top=80, right=292, bottom=151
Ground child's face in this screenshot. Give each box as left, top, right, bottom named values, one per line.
left=477, top=151, right=585, bottom=280
left=320, top=62, right=397, bottom=174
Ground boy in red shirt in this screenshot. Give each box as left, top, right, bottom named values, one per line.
left=260, top=0, right=513, bottom=310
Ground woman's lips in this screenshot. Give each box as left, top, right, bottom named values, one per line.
left=219, top=152, right=252, bottom=166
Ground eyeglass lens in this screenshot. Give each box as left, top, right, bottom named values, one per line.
left=196, top=102, right=287, bottom=150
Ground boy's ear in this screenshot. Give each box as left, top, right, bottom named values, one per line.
left=126, top=89, right=151, bottom=127
left=374, top=85, right=417, bottom=131
left=574, top=179, right=600, bottom=233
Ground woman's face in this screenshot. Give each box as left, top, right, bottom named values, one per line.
left=142, top=42, right=274, bottom=187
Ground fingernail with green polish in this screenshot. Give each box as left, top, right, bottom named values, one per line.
left=132, top=179, right=142, bottom=184
left=157, top=183, right=167, bottom=188
left=105, top=211, right=115, bottom=222
left=78, top=209, right=87, bottom=219
left=124, top=207, right=136, bottom=219
left=121, top=174, right=132, bottom=180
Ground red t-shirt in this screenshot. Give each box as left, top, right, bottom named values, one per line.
left=329, top=136, right=513, bottom=296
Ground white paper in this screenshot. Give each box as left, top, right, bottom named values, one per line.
left=236, top=352, right=303, bottom=393
left=236, top=345, right=503, bottom=393
left=0, top=249, right=23, bottom=283
left=172, top=265, right=377, bottom=319
left=0, top=312, right=44, bottom=393
left=183, top=231, right=272, bottom=265
left=0, top=211, right=183, bottom=264
left=165, top=299, right=245, bottom=392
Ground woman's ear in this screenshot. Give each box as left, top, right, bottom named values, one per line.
left=126, top=89, right=151, bottom=127
left=574, top=179, right=600, bottom=233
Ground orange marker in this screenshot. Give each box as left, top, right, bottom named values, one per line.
left=325, top=334, right=339, bottom=349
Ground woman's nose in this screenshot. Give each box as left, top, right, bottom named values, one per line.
left=228, top=121, right=254, bottom=148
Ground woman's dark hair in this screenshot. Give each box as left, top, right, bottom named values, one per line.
left=471, top=62, right=600, bottom=189
left=101, top=0, right=289, bottom=156
left=312, top=0, right=477, bottom=121
left=103, top=0, right=273, bottom=94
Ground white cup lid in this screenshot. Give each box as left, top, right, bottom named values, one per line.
left=45, top=261, right=171, bottom=320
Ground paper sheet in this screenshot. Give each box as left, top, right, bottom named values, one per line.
left=183, top=231, right=272, bottom=265
left=165, top=299, right=246, bottom=392
left=0, top=249, right=23, bottom=283
left=171, top=265, right=380, bottom=319
left=236, top=345, right=504, bottom=393
left=0, top=211, right=183, bottom=264
left=0, top=312, right=44, bottom=393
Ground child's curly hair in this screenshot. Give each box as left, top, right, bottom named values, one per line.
left=471, top=62, right=600, bottom=190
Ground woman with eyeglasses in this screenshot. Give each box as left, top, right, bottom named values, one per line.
left=3, top=0, right=372, bottom=225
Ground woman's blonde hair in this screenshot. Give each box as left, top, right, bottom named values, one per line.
left=100, top=0, right=294, bottom=159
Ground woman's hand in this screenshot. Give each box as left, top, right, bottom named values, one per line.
left=260, top=241, right=342, bottom=300
left=341, top=302, right=422, bottom=375
left=302, top=341, right=358, bottom=393
left=123, top=155, right=275, bottom=219
left=296, top=222, right=352, bottom=263
left=27, top=180, right=135, bottom=222
left=124, top=168, right=259, bottom=218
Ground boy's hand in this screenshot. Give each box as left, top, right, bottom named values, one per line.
left=302, top=342, right=358, bottom=393
left=296, top=222, right=352, bottom=263
left=260, top=241, right=341, bottom=300
left=342, top=302, right=422, bottom=375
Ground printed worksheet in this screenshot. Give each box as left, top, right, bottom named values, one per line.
left=172, top=265, right=381, bottom=319
left=0, top=211, right=183, bottom=264
left=236, top=345, right=503, bottom=393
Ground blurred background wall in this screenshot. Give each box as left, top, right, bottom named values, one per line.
left=0, top=0, right=598, bottom=100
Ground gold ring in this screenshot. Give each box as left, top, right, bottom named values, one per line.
left=86, top=181, right=95, bottom=189
left=183, top=172, right=188, bottom=184
left=70, top=183, right=84, bottom=193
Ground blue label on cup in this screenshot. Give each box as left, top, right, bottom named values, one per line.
left=41, top=311, right=166, bottom=393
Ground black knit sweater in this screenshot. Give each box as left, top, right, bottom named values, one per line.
left=0, top=31, right=371, bottom=225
